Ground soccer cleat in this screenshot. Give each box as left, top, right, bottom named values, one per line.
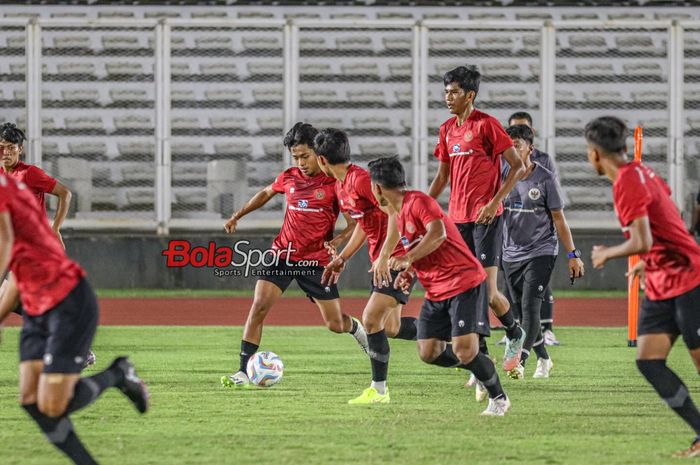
left=533, top=358, right=554, bottom=378
left=496, top=335, right=508, bottom=346
left=112, top=357, right=149, bottom=414
left=503, top=328, right=526, bottom=372
left=475, top=380, right=488, bottom=403
left=465, top=373, right=477, bottom=388
left=348, top=387, right=390, bottom=404
left=83, top=350, right=96, bottom=369
left=673, top=438, right=700, bottom=458
left=480, top=395, right=511, bottom=417
left=543, top=329, right=561, bottom=346
left=508, top=363, right=525, bottom=380
left=350, top=317, right=370, bottom=356
left=221, top=370, right=251, bottom=389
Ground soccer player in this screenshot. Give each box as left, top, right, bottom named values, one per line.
left=586, top=116, right=700, bottom=458
left=369, top=156, right=511, bottom=416
left=501, top=124, right=584, bottom=379
left=428, top=65, right=526, bottom=387
left=506, top=112, right=560, bottom=346
left=0, top=172, right=149, bottom=465
left=220, top=122, right=367, bottom=389
left=314, top=128, right=418, bottom=404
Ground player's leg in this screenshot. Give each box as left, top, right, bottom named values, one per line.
left=371, top=270, right=417, bottom=341
left=541, top=285, right=560, bottom=346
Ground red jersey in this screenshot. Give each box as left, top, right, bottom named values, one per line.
left=434, top=109, right=513, bottom=223
left=397, top=191, right=486, bottom=301
left=335, top=164, right=403, bottom=262
left=613, top=161, right=700, bottom=300
left=271, top=168, right=339, bottom=266
left=0, top=173, right=84, bottom=316
left=6, top=161, right=58, bottom=212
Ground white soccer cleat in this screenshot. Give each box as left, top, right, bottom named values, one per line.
left=508, top=363, right=525, bottom=380
left=481, top=395, right=511, bottom=417
left=465, top=372, right=477, bottom=388
left=475, top=380, right=488, bottom=403
left=496, top=335, right=508, bottom=346
left=350, top=317, right=370, bottom=356
left=533, top=358, right=554, bottom=378
left=221, top=370, right=251, bottom=389
left=543, top=329, right=561, bottom=346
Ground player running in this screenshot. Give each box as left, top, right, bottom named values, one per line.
left=586, top=116, right=700, bottom=458
left=0, top=172, right=149, bottom=465
left=369, top=156, right=511, bottom=416
left=221, top=123, right=367, bottom=389
left=313, top=128, right=418, bottom=405
left=501, top=124, right=583, bottom=379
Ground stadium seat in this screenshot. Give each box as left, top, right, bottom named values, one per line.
left=331, top=12, right=368, bottom=19
left=307, top=117, right=343, bottom=128
left=13, top=89, right=51, bottom=104
left=394, top=89, right=413, bottom=106
left=632, top=91, right=668, bottom=103
left=117, top=141, right=155, bottom=160
left=214, top=142, right=253, bottom=156
left=109, top=89, right=150, bottom=106
left=122, top=163, right=156, bottom=184
left=210, top=116, right=249, bottom=132
left=688, top=117, right=700, bottom=130
left=64, top=116, right=105, bottom=134
left=482, top=63, right=521, bottom=79
left=171, top=116, right=201, bottom=132
left=172, top=163, right=207, bottom=183
left=124, top=189, right=155, bottom=210
left=686, top=90, right=700, bottom=101
left=105, top=62, right=144, bottom=77
left=242, top=37, right=282, bottom=52
left=583, top=91, right=625, bottom=103
left=252, top=88, right=283, bottom=105
left=174, top=189, right=207, bottom=208
left=238, top=11, right=275, bottom=19
left=192, top=11, right=229, bottom=18
left=358, top=142, right=399, bottom=159
left=256, top=116, right=283, bottom=133
left=194, top=36, right=234, bottom=51
left=144, top=11, right=180, bottom=18
left=347, top=89, right=387, bottom=106
left=172, top=89, right=197, bottom=105
left=388, top=63, right=412, bottom=80
left=102, top=36, right=142, bottom=50
left=50, top=12, right=87, bottom=18
left=263, top=142, right=283, bottom=158
left=60, top=89, right=100, bottom=104
left=148, top=36, right=186, bottom=50
left=475, top=36, right=514, bottom=50
left=300, top=89, right=338, bottom=104
left=655, top=12, right=693, bottom=20
left=300, top=63, right=334, bottom=79
left=300, top=36, right=327, bottom=51
left=377, top=12, right=414, bottom=19
left=470, top=12, right=506, bottom=20
left=170, top=63, right=191, bottom=78
left=561, top=13, right=599, bottom=20
left=488, top=89, right=528, bottom=104
left=284, top=13, right=321, bottom=20
left=687, top=38, right=700, bottom=51
left=555, top=89, right=576, bottom=103
left=6, top=35, right=25, bottom=49
left=340, top=62, right=380, bottom=79
left=351, top=116, right=393, bottom=133
left=247, top=62, right=283, bottom=78
left=68, top=141, right=107, bottom=157
left=521, top=35, right=541, bottom=53
left=574, top=63, right=615, bottom=78
left=199, top=63, right=238, bottom=77
left=568, top=35, right=608, bottom=51
left=171, top=142, right=205, bottom=157
left=555, top=117, right=583, bottom=135
left=56, top=62, right=97, bottom=78
left=623, top=62, right=663, bottom=79
left=615, top=36, right=656, bottom=52
left=382, top=36, right=412, bottom=51
left=113, top=116, right=154, bottom=135
left=205, top=89, right=243, bottom=105
left=608, top=12, right=648, bottom=20
left=639, top=118, right=668, bottom=135
left=515, top=12, right=552, bottom=20
left=53, top=36, right=92, bottom=50
left=98, top=11, right=135, bottom=18
left=336, top=37, right=375, bottom=52
left=429, top=36, right=467, bottom=51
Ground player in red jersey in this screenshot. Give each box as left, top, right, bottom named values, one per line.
left=0, top=173, right=148, bottom=465
left=312, top=128, right=418, bottom=404
left=585, top=116, right=700, bottom=458
left=220, top=123, right=366, bottom=389
left=428, top=66, right=526, bottom=384
left=368, top=156, right=510, bottom=415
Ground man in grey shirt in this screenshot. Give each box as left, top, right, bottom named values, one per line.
left=501, top=124, right=584, bottom=379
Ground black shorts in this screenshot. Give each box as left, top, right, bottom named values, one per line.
left=19, top=278, right=98, bottom=374
left=417, top=281, right=490, bottom=340
left=370, top=269, right=414, bottom=305
left=638, top=283, right=700, bottom=349
left=502, top=255, right=556, bottom=305
left=257, top=260, right=339, bottom=302
left=456, top=215, right=503, bottom=268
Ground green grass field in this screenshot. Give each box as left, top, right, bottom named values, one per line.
left=0, top=326, right=693, bottom=465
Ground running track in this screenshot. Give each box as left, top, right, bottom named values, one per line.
left=3, top=297, right=625, bottom=326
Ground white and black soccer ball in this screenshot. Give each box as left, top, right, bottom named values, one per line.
left=246, top=351, right=284, bottom=387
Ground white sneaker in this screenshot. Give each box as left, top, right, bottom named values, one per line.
left=475, top=380, right=488, bottom=403
left=496, top=335, right=508, bottom=346
left=221, top=370, right=250, bottom=388
left=508, top=363, right=524, bottom=380
left=351, top=317, right=370, bottom=356
left=481, top=395, right=511, bottom=416
left=543, top=329, right=560, bottom=346
left=533, top=358, right=553, bottom=378
left=466, top=373, right=477, bottom=388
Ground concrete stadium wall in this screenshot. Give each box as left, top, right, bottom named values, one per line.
left=64, top=230, right=632, bottom=291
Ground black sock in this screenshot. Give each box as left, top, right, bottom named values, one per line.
left=22, top=404, right=98, bottom=465
left=239, top=340, right=259, bottom=373
left=479, top=335, right=490, bottom=357
left=394, top=317, right=417, bottom=341
left=542, top=322, right=553, bottom=331
left=430, top=345, right=465, bottom=368
left=349, top=318, right=358, bottom=334
left=637, top=359, right=700, bottom=436
left=533, top=339, right=549, bottom=360
left=66, top=368, right=119, bottom=415
left=464, top=353, right=505, bottom=399
left=520, top=349, right=530, bottom=367
left=498, top=310, right=521, bottom=340
left=367, top=330, right=390, bottom=382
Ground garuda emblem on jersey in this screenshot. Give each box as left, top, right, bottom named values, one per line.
left=528, top=188, right=541, bottom=201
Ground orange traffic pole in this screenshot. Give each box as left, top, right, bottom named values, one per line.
left=627, top=126, right=643, bottom=347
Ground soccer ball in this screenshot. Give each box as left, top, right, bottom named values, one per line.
left=246, top=351, right=284, bottom=387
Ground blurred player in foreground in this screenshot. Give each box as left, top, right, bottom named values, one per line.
left=370, top=156, right=511, bottom=416
left=221, top=122, right=366, bottom=389
left=586, top=116, right=700, bottom=458
left=0, top=172, right=148, bottom=465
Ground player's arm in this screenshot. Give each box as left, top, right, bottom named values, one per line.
left=428, top=161, right=450, bottom=199
left=321, top=223, right=367, bottom=285
left=0, top=274, right=19, bottom=325
left=0, top=212, right=14, bottom=325
left=476, top=147, right=525, bottom=224
left=390, top=218, right=446, bottom=271
left=224, top=185, right=277, bottom=234
left=371, top=212, right=401, bottom=287
left=49, top=182, right=72, bottom=249
left=591, top=216, right=653, bottom=269
left=551, top=209, right=584, bottom=279
left=325, top=212, right=357, bottom=257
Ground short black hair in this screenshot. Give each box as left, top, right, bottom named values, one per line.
left=508, top=111, right=533, bottom=126
left=584, top=116, right=628, bottom=154
left=368, top=156, right=406, bottom=189
left=283, top=122, right=318, bottom=150
left=506, top=124, right=534, bottom=145
left=0, top=122, right=26, bottom=145
left=443, top=65, right=480, bottom=97
left=314, top=128, right=350, bottom=165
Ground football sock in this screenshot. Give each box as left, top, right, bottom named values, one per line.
left=542, top=322, right=553, bottom=332
left=368, top=330, right=390, bottom=383
left=520, top=349, right=530, bottom=367
left=637, top=359, right=700, bottom=436
left=430, top=345, right=464, bottom=368
left=479, top=335, right=490, bottom=356
left=370, top=381, right=387, bottom=396
left=533, top=339, right=550, bottom=360
left=464, top=353, right=505, bottom=399
left=498, top=310, right=522, bottom=340
left=239, top=340, right=259, bottom=373
left=349, top=318, right=359, bottom=334
left=66, top=368, right=119, bottom=415
left=394, top=317, right=417, bottom=341
left=22, top=403, right=98, bottom=465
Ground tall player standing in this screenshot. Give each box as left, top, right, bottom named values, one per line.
left=221, top=123, right=367, bottom=389
left=428, top=65, right=526, bottom=392
left=314, top=128, right=418, bottom=405
left=586, top=116, right=700, bottom=458
left=0, top=172, right=149, bottom=465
